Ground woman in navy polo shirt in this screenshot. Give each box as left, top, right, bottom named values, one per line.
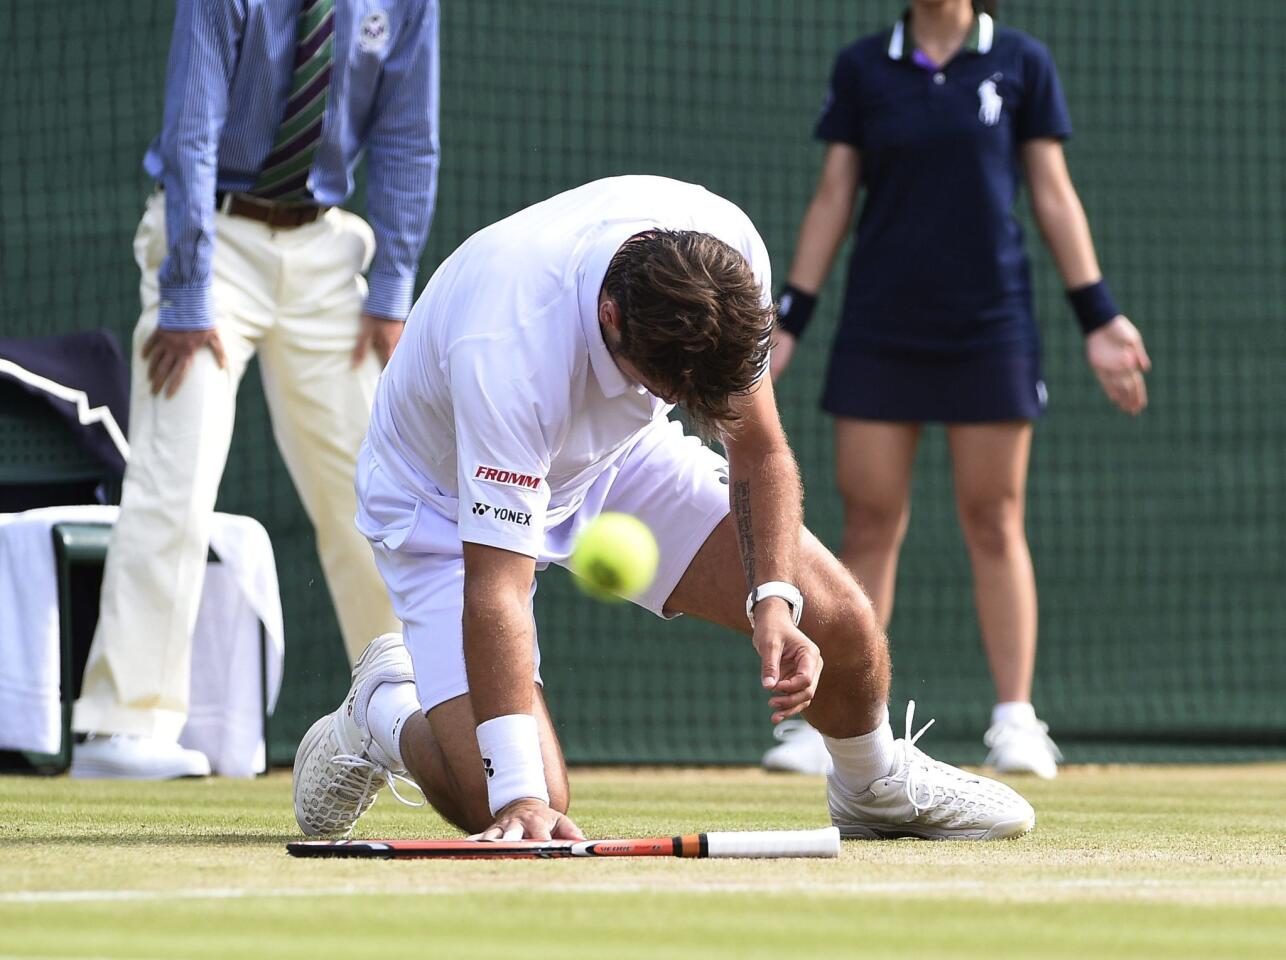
left=765, top=0, right=1151, bottom=779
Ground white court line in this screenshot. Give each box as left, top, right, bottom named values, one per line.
left=1, top=876, right=1281, bottom=905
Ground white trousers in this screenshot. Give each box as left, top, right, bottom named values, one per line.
left=72, top=193, right=400, bottom=740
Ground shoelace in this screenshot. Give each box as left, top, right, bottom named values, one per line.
left=897, top=700, right=981, bottom=819
left=330, top=753, right=426, bottom=809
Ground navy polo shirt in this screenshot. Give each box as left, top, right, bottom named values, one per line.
left=818, top=13, right=1072, bottom=352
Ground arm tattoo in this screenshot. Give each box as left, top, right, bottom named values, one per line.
left=731, top=479, right=755, bottom=588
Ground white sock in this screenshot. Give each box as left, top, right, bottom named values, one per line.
left=992, top=701, right=1037, bottom=727
left=366, top=680, right=421, bottom=771
left=823, top=708, right=896, bottom=794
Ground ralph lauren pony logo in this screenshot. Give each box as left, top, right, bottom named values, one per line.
left=978, top=76, right=1003, bottom=126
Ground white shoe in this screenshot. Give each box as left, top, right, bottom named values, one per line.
left=293, top=633, right=424, bottom=838
left=70, top=734, right=211, bottom=780
left=985, top=714, right=1062, bottom=780
left=828, top=702, right=1036, bottom=841
left=761, top=718, right=833, bottom=775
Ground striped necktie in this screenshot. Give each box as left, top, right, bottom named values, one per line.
left=251, top=0, right=335, bottom=201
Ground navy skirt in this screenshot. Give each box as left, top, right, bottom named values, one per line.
left=821, top=346, right=1048, bottom=423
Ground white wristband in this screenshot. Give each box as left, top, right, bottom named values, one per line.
left=475, top=714, right=549, bottom=816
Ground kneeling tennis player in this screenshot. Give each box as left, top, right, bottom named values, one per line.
left=292, top=175, right=1036, bottom=842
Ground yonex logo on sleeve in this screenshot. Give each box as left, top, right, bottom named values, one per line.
left=474, top=465, right=543, bottom=490
left=472, top=502, right=532, bottom=526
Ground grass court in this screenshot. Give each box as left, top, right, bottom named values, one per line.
left=3, top=764, right=1284, bottom=958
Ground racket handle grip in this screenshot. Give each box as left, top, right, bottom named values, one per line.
left=703, top=826, right=840, bottom=859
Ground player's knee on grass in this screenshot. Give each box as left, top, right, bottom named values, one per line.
left=421, top=692, right=572, bottom=833
left=433, top=770, right=570, bottom=835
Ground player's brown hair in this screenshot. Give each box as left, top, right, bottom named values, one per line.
left=602, top=230, right=773, bottom=439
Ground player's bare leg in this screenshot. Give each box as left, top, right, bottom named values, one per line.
left=399, top=689, right=571, bottom=834
left=761, top=420, right=917, bottom=774
left=665, top=520, right=890, bottom=739
left=667, top=518, right=1036, bottom=840
left=293, top=629, right=571, bottom=838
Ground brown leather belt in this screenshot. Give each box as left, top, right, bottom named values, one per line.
left=216, top=191, right=328, bottom=229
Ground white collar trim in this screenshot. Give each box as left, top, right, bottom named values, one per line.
left=888, top=19, right=905, bottom=59
left=889, top=12, right=994, bottom=60
left=978, top=12, right=995, bottom=54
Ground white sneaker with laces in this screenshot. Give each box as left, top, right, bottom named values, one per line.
left=984, top=714, right=1062, bottom=780
left=70, top=734, right=211, bottom=780
left=293, top=633, right=424, bottom=838
left=761, top=718, right=833, bottom=775
left=828, top=701, right=1036, bottom=841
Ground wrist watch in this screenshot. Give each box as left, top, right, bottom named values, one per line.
left=745, top=581, right=804, bottom=628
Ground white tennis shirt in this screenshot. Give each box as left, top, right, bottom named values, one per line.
left=361, top=176, right=772, bottom=558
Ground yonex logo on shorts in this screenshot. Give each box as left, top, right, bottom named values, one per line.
left=482, top=757, right=495, bottom=779
left=473, top=502, right=532, bottom=526
left=474, top=464, right=543, bottom=490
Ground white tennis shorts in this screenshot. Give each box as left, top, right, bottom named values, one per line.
left=359, top=419, right=731, bottom=711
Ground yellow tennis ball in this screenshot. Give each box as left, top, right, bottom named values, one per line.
left=570, top=512, right=659, bottom=601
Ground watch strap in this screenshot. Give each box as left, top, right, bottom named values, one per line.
left=745, top=581, right=804, bottom=627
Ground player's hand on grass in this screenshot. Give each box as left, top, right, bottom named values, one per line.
left=352, top=313, right=405, bottom=369
left=472, top=798, right=585, bottom=842
left=752, top=601, right=822, bottom=724
left=769, top=328, right=797, bottom=382
left=142, top=327, right=227, bottom=398
left=1086, top=315, right=1151, bottom=415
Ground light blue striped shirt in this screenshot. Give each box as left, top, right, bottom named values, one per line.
left=144, top=0, right=439, bottom=329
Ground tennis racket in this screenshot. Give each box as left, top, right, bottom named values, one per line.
left=287, top=826, right=839, bottom=860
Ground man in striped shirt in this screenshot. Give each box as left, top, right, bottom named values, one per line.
left=70, top=0, right=439, bottom=780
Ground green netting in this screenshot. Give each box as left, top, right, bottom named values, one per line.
left=2, top=1, right=1283, bottom=766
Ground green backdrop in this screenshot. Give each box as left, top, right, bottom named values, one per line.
left=2, top=1, right=1282, bottom=765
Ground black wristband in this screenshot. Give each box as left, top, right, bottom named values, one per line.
left=1066, top=279, right=1121, bottom=335
left=776, top=284, right=818, bottom=338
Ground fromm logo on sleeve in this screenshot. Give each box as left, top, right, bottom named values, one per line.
left=474, top=465, right=543, bottom=490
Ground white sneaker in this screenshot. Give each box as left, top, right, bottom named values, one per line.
left=70, top=734, right=211, bottom=780
left=828, top=702, right=1036, bottom=841
left=761, top=718, right=833, bottom=775
left=985, top=714, right=1062, bottom=780
left=293, top=633, right=424, bottom=838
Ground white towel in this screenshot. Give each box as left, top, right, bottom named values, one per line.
left=181, top=514, right=286, bottom=777
left=0, top=505, right=285, bottom=776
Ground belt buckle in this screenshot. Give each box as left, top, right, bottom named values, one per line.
left=269, top=200, right=314, bottom=229
left=265, top=204, right=291, bottom=229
